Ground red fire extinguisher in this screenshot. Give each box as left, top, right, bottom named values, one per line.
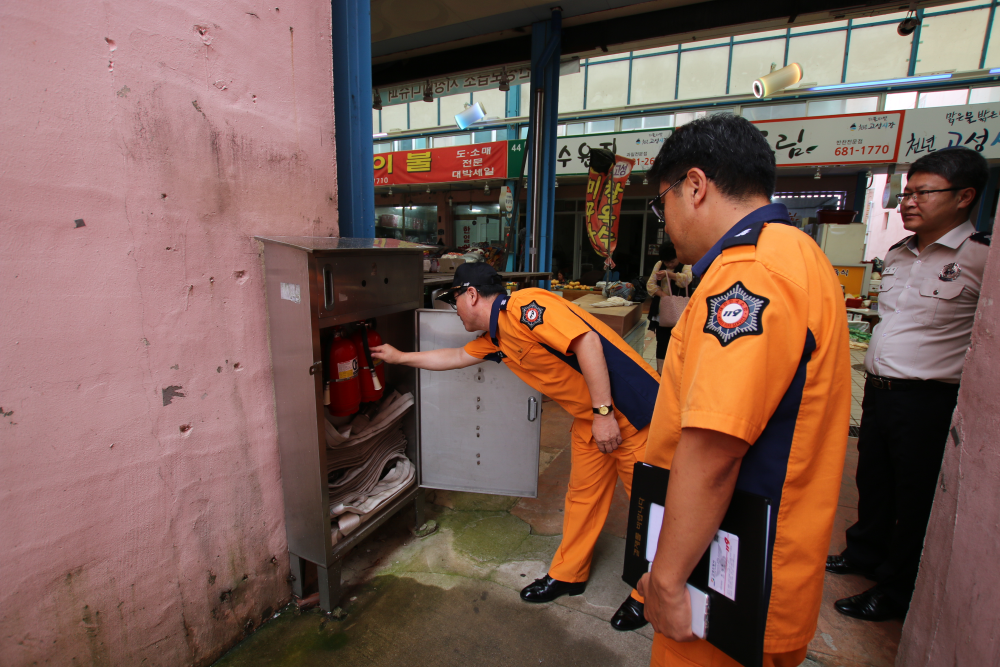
left=352, top=320, right=384, bottom=403
left=328, top=328, right=360, bottom=416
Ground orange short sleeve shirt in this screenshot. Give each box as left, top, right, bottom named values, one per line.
left=646, top=208, right=852, bottom=652
left=463, top=288, right=660, bottom=432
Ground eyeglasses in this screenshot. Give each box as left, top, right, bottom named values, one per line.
left=895, top=188, right=963, bottom=205
left=447, top=287, right=470, bottom=310
left=648, top=175, right=687, bottom=222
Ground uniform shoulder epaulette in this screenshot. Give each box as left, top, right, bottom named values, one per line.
left=970, top=231, right=991, bottom=246
left=889, top=235, right=914, bottom=251
left=721, top=220, right=764, bottom=250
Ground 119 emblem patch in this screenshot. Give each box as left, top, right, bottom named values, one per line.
left=520, top=301, right=546, bottom=330
left=703, top=282, right=769, bottom=346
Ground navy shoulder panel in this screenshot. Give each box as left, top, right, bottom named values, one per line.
left=889, top=235, right=914, bottom=251
left=722, top=221, right=765, bottom=250
left=970, top=231, right=992, bottom=246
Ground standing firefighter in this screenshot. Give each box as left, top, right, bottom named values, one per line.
left=372, top=262, right=660, bottom=631
left=637, top=114, right=852, bottom=667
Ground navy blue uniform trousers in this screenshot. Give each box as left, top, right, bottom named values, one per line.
left=844, top=378, right=959, bottom=610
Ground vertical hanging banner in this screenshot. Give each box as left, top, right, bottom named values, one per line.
left=585, top=149, right=635, bottom=269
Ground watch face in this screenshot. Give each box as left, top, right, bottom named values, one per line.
left=599, top=406, right=610, bottom=415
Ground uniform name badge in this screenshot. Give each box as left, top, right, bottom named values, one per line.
left=939, top=262, right=962, bottom=282
left=704, top=281, right=770, bottom=347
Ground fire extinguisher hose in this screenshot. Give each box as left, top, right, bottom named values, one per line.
left=360, top=326, right=383, bottom=391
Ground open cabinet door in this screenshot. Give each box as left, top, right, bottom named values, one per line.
left=417, top=308, right=542, bottom=498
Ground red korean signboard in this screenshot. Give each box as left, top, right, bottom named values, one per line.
left=373, top=141, right=508, bottom=186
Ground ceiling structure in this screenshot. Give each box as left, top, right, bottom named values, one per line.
left=372, top=0, right=965, bottom=87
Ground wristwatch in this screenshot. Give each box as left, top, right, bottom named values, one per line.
left=593, top=404, right=614, bottom=416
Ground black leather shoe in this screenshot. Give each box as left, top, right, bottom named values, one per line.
left=610, top=596, right=648, bottom=631
left=834, top=587, right=905, bottom=622
left=519, top=575, right=586, bottom=603
left=826, top=553, right=875, bottom=579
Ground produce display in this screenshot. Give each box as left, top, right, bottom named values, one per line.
left=848, top=329, right=871, bottom=350
left=550, top=279, right=600, bottom=291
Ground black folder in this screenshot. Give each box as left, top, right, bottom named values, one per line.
left=623, top=462, right=771, bottom=667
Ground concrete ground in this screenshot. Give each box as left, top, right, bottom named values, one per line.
left=213, top=331, right=897, bottom=667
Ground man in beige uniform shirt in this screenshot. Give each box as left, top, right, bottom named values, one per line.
left=827, top=147, right=990, bottom=621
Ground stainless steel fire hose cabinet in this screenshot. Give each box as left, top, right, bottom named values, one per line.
left=257, top=237, right=542, bottom=611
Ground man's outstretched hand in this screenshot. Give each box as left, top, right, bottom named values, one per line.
left=370, top=344, right=403, bottom=365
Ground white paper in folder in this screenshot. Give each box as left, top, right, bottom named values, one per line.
left=644, top=502, right=710, bottom=639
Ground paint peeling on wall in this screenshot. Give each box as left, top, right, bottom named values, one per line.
left=0, top=1, right=339, bottom=665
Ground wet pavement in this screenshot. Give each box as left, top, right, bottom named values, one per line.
left=213, top=328, right=897, bottom=667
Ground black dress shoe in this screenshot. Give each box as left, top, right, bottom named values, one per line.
left=520, top=575, right=586, bottom=603
left=834, top=586, right=905, bottom=622
left=610, top=596, right=648, bottom=631
left=826, top=553, right=875, bottom=579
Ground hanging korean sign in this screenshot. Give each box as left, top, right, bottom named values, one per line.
left=896, top=103, right=1000, bottom=164
left=753, top=112, right=904, bottom=166
left=374, top=65, right=532, bottom=107
left=585, top=150, right=635, bottom=270
left=373, top=141, right=509, bottom=186
left=556, top=130, right=672, bottom=176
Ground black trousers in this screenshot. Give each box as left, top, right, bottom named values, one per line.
left=844, top=378, right=959, bottom=610
left=655, top=324, right=673, bottom=359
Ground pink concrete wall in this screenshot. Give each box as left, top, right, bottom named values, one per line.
left=863, top=173, right=910, bottom=262
left=0, top=2, right=338, bottom=665
left=895, top=224, right=1000, bottom=664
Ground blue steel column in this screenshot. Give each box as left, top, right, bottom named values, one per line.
left=526, top=10, right=561, bottom=279
left=331, top=0, right=375, bottom=238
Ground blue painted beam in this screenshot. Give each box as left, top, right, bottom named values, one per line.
left=506, top=84, right=521, bottom=119
left=332, top=0, right=375, bottom=238
left=526, top=9, right=561, bottom=282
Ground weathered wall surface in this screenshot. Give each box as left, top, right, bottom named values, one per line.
left=0, top=2, right=337, bottom=665
left=895, top=228, right=1000, bottom=664
left=863, top=173, right=909, bottom=262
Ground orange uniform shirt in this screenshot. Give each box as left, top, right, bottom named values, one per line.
left=646, top=204, right=851, bottom=652
left=464, top=288, right=660, bottom=439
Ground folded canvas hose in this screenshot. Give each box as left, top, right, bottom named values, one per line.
left=325, top=390, right=417, bottom=544
left=331, top=457, right=415, bottom=544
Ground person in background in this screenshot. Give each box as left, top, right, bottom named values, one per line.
left=637, top=113, right=851, bottom=667
left=827, top=147, right=990, bottom=621
left=646, top=242, right=694, bottom=373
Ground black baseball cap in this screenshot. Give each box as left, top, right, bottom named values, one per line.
left=436, top=262, right=504, bottom=305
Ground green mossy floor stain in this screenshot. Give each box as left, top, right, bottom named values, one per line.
left=212, top=575, right=629, bottom=667
left=436, top=510, right=532, bottom=563
left=212, top=605, right=349, bottom=667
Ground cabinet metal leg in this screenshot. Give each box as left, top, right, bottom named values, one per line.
left=288, top=552, right=307, bottom=599
left=318, top=560, right=343, bottom=612
left=414, top=489, right=426, bottom=529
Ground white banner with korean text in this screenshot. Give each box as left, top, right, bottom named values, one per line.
left=556, top=130, right=673, bottom=176
left=376, top=65, right=532, bottom=107
left=752, top=112, right=904, bottom=166
left=896, top=103, right=1000, bottom=164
